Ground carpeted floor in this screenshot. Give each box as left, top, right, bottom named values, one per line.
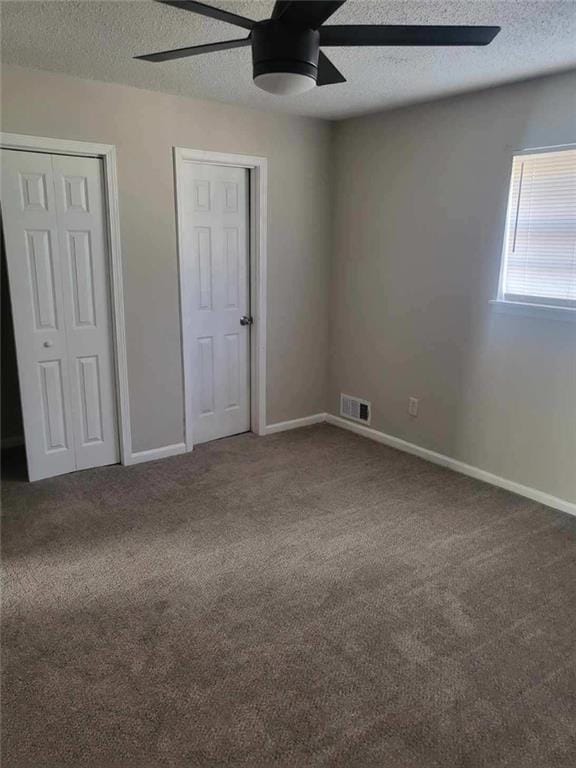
left=2, top=424, right=576, bottom=767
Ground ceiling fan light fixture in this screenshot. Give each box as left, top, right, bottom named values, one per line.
left=254, top=71, right=316, bottom=95
left=251, top=23, right=320, bottom=96
left=137, top=2, right=501, bottom=96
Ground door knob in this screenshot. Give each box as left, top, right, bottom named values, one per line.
left=240, top=316, right=253, bottom=326
left=43, top=340, right=54, bottom=348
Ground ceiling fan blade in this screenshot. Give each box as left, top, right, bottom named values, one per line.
left=276, top=1, right=347, bottom=30
left=156, top=1, right=255, bottom=31
left=271, top=1, right=293, bottom=20
left=135, top=37, right=251, bottom=62
left=317, top=51, right=346, bottom=86
left=320, top=25, right=501, bottom=46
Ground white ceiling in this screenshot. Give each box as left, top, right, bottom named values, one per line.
left=2, top=0, right=575, bottom=120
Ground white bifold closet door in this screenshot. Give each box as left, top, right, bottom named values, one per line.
left=1, top=150, right=119, bottom=481
left=181, top=163, right=250, bottom=444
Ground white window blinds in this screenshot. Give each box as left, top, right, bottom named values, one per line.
left=498, top=147, right=576, bottom=309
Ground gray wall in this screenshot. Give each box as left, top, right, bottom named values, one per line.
left=2, top=65, right=574, bottom=502
left=329, top=71, right=576, bottom=502
left=1, top=65, right=333, bottom=451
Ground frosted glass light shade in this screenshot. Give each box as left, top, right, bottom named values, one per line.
left=254, top=72, right=315, bottom=95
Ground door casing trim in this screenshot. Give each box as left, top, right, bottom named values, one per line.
left=0, top=132, right=132, bottom=467
left=174, top=147, right=268, bottom=450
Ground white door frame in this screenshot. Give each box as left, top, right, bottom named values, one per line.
left=0, top=132, right=132, bottom=465
left=174, top=148, right=267, bottom=450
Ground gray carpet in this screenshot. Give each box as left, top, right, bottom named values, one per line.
left=2, top=424, right=576, bottom=767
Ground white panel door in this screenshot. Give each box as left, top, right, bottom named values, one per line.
left=52, top=155, right=119, bottom=470
left=181, top=163, right=250, bottom=444
left=1, top=150, right=119, bottom=480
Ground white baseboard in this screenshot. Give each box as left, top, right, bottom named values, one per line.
left=325, top=414, right=575, bottom=517
left=127, top=415, right=328, bottom=464
left=120, top=416, right=575, bottom=516
left=127, top=442, right=187, bottom=466
left=1, top=435, right=24, bottom=450
left=264, top=413, right=327, bottom=435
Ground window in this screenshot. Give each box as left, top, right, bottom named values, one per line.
left=497, top=146, right=576, bottom=311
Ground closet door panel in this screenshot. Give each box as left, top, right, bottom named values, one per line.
left=53, top=155, right=119, bottom=471
left=2, top=150, right=119, bottom=480
left=1, top=150, right=75, bottom=480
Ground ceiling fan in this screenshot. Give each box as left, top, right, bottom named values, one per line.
left=136, top=1, right=500, bottom=96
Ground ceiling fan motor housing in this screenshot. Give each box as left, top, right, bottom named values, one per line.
left=252, top=21, right=320, bottom=83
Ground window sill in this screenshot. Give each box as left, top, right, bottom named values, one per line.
left=490, top=300, right=576, bottom=323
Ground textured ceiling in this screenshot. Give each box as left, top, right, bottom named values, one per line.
left=2, top=0, right=576, bottom=120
